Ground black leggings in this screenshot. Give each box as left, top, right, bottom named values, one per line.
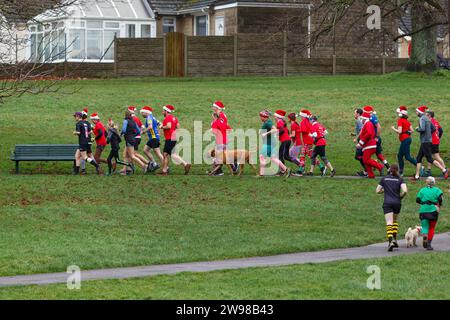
left=107, top=148, right=129, bottom=174
left=279, top=140, right=301, bottom=166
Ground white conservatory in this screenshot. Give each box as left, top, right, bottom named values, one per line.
left=28, top=0, right=156, bottom=63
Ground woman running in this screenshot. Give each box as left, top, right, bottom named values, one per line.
left=416, top=176, right=443, bottom=251
left=259, top=110, right=289, bottom=177
left=121, top=110, right=148, bottom=174
left=376, top=164, right=408, bottom=252
left=391, top=106, right=417, bottom=176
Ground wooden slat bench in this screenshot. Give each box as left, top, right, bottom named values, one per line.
left=10, top=144, right=79, bottom=174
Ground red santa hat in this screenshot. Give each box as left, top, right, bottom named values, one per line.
left=82, top=108, right=89, bottom=116
left=140, top=106, right=153, bottom=115
left=396, top=106, right=408, bottom=116
left=361, top=112, right=371, bottom=120
left=416, top=105, right=428, bottom=114
left=274, top=110, right=286, bottom=119
left=127, top=106, right=137, bottom=114
left=212, top=101, right=225, bottom=110
left=90, top=113, right=100, bottom=120
left=163, top=105, right=175, bottom=113
left=299, top=109, right=312, bottom=118
left=363, top=106, right=375, bottom=114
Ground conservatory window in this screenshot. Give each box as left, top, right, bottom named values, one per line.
left=69, top=29, right=86, bottom=59
left=87, top=30, right=102, bottom=59
left=141, top=25, right=152, bottom=38
left=126, top=24, right=136, bottom=38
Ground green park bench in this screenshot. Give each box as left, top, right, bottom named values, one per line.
left=11, top=144, right=79, bottom=174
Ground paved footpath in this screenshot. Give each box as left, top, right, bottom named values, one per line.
left=0, top=233, right=448, bottom=288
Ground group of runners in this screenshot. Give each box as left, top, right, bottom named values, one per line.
left=72, top=102, right=448, bottom=180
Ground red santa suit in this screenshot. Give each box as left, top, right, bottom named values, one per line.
left=357, top=114, right=383, bottom=178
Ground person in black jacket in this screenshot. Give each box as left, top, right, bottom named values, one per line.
left=121, top=110, right=148, bottom=174
left=106, top=119, right=133, bottom=176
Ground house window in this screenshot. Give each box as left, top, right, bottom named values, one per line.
left=69, top=29, right=86, bottom=59
left=195, top=16, right=208, bottom=36
left=141, top=24, right=152, bottom=38
left=163, top=18, right=176, bottom=33
left=126, top=24, right=136, bottom=38
left=215, top=16, right=225, bottom=36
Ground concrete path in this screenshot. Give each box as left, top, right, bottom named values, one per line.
left=0, top=233, right=448, bottom=288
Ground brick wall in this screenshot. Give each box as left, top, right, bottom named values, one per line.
left=186, top=36, right=234, bottom=77
left=115, top=38, right=164, bottom=77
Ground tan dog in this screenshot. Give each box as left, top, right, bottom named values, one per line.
left=209, top=149, right=257, bottom=176
left=405, top=226, right=422, bottom=248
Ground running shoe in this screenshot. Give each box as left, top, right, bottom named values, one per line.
left=392, top=240, right=399, bottom=248
left=426, top=241, right=434, bottom=251
left=422, top=236, right=428, bottom=248
left=184, top=164, right=192, bottom=175
left=320, top=167, right=327, bottom=176
left=356, top=171, right=368, bottom=177
left=388, top=242, right=395, bottom=252
left=330, top=169, right=336, bottom=178
left=443, top=169, right=449, bottom=180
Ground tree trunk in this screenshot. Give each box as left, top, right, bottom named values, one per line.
left=407, top=2, right=439, bottom=72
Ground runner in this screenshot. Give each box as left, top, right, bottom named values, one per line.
left=210, top=101, right=230, bottom=176
left=106, top=119, right=133, bottom=176
left=426, top=110, right=446, bottom=177
left=121, top=110, right=148, bottom=174
left=128, top=106, right=150, bottom=169
left=416, top=176, right=444, bottom=250
left=298, top=109, right=323, bottom=175
left=140, top=106, right=162, bottom=172
left=363, top=106, right=390, bottom=171
left=308, top=116, right=336, bottom=177
left=376, top=164, right=408, bottom=252
left=73, top=111, right=100, bottom=175
left=356, top=111, right=384, bottom=179
left=391, top=106, right=416, bottom=176
left=274, top=110, right=298, bottom=174
left=413, top=106, right=448, bottom=181
left=90, top=113, right=108, bottom=170
left=288, top=113, right=303, bottom=175
left=353, top=108, right=367, bottom=177
left=159, top=105, right=191, bottom=176
left=258, top=110, right=289, bottom=177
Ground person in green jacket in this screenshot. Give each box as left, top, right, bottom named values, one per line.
left=416, top=177, right=444, bottom=250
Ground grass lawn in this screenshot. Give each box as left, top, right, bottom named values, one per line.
left=1, top=252, right=449, bottom=300
left=0, top=73, right=449, bottom=282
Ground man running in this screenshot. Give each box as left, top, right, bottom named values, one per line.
left=352, top=108, right=367, bottom=177
left=363, top=106, right=390, bottom=171
left=298, top=109, right=324, bottom=175
left=121, top=110, right=148, bottom=174
left=376, top=164, right=408, bottom=252
left=140, top=106, right=163, bottom=172
left=413, top=106, right=448, bottom=181
left=159, top=105, right=191, bottom=176
left=416, top=176, right=443, bottom=250
left=308, top=116, right=336, bottom=177
left=73, top=111, right=100, bottom=175
left=90, top=113, right=108, bottom=170
left=129, top=106, right=150, bottom=169
left=426, top=110, right=446, bottom=177
left=356, top=111, right=384, bottom=179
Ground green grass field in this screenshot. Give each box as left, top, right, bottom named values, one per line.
left=1, top=252, right=449, bottom=300
left=0, top=73, right=449, bottom=299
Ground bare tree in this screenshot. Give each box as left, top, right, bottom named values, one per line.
left=276, top=0, right=448, bottom=71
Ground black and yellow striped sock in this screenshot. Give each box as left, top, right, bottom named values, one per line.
left=392, top=223, right=399, bottom=239
left=386, top=225, right=393, bottom=241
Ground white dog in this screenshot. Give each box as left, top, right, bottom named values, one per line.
left=405, top=226, right=422, bottom=248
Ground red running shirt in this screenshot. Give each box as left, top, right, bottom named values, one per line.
left=93, top=121, right=107, bottom=146
left=311, top=122, right=327, bottom=147
left=431, top=118, right=441, bottom=145
left=300, top=118, right=314, bottom=145
left=277, top=119, right=291, bottom=143
left=397, top=118, right=411, bottom=142
left=290, top=121, right=302, bottom=146
left=163, top=115, right=179, bottom=140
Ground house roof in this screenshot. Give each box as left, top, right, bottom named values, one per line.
left=33, top=0, right=153, bottom=22
left=147, top=0, right=311, bottom=14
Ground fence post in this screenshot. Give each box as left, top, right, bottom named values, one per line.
left=332, top=55, right=337, bottom=75
left=163, top=35, right=167, bottom=77
left=113, top=35, right=118, bottom=76
left=382, top=55, right=386, bottom=75
left=15, top=34, right=19, bottom=64
left=283, top=31, right=287, bottom=77
left=184, top=34, right=188, bottom=77
left=234, top=34, right=238, bottom=76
